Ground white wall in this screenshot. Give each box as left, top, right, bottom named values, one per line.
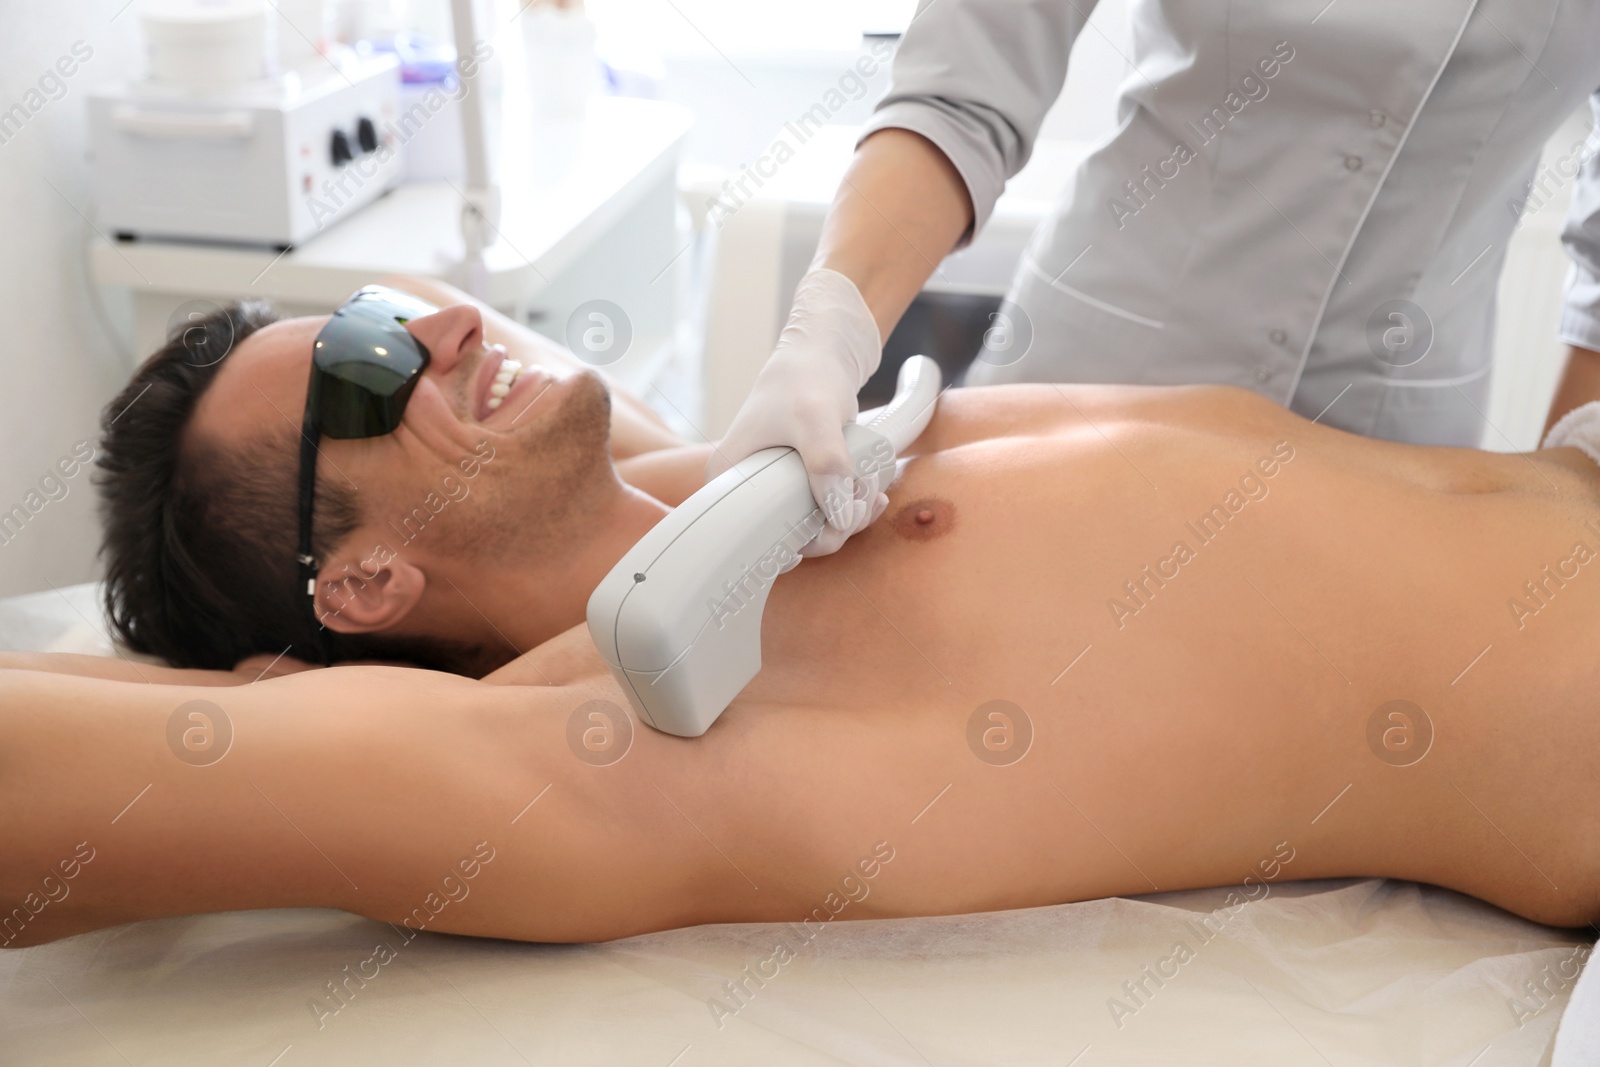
left=0, top=5, right=143, bottom=599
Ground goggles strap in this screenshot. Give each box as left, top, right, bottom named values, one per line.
left=296, top=423, right=334, bottom=666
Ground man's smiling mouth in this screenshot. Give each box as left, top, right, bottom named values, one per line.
left=473, top=344, right=556, bottom=425
left=486, top=357, right=526, bottom=413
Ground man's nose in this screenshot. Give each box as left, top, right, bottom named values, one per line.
left=405, top=304, right=484, bottom=377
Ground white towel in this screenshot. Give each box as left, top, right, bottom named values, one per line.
left=1553, top=945, right=1600, bottom=1067
left=1542, top=400, right=1600, bottom=466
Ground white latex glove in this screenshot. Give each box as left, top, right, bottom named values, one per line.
left=706, top=267, right=890, bottom=556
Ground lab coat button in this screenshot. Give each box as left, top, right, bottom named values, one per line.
left=1344, top=154, right=1363, bottom=171
left=1268, top=328, right=1288, bottom=346
left=1254, top=368, right=1272, bottom=383
left=1368, top=110, right=1387, bottom=128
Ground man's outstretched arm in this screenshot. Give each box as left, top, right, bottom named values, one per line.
left=0, top=665, right=708, bottom=950
left=0, top=651, right=309, bottom=686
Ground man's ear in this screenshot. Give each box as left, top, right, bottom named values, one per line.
left=314, top=552, right=427, bottom=635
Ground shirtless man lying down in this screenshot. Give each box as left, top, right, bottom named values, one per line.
left=3, top=278, right=1598, bottom=951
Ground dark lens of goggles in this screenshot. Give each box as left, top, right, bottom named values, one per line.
left=310, top=287, right=435, bottom=439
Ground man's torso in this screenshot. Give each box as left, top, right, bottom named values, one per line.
left=494, top=385, right=1600, bottom=937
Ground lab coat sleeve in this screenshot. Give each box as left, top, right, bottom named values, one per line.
left=859, top=0, right=1097, bottom=246
left=1559, top=91, right=1600, bottom=352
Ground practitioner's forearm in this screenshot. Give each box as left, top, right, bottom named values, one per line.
left=812, top=129, right=973, bottom=344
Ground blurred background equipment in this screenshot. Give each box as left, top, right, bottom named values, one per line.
left=519, top=0, right=599, bottom=119
left=88, top=0, right=405, bottom=248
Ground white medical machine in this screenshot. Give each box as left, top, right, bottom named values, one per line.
left=88, top=55, right=404, bottom=248
left=587, top=356, right=942, bottom=737
left=88, top=1, right=407, bottom=248
left=86, top=0, right=500, bottom=272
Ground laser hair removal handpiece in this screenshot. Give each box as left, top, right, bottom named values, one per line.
left=586, top=355, right=943, bottom=737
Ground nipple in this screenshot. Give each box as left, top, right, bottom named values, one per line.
left=892, top=497, right=955, bottom=541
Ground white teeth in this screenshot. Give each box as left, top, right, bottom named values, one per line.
left=485, top=359, right=524, bottom=414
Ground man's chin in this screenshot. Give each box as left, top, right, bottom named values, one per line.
left=570, top=367, right=613, bottom=444
left=508, top=366, right=609, bottom=433
left=576, top=366, right=612, bottom=422
left=501, top=366, right=613, bottom=467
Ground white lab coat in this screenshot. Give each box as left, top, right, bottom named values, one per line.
left=862, top=0, right=1600, bottom=444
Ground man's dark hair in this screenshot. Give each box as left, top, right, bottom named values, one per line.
left=97, top=301, right=498, bottom=676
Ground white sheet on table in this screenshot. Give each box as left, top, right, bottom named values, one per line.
left=0, top=582, right=119, bottom=657
left=1553, top=939, right=1600, bottom=1067
left=0, top=879, right=1586, bottom=1065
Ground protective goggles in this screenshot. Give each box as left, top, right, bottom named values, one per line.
left=297, top=285, right=439, bottom=661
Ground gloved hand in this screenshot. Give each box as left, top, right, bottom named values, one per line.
left=706, top=267, right=890, bottom=556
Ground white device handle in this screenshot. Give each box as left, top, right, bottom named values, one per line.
left=587, top=355, right=942, bottom=737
